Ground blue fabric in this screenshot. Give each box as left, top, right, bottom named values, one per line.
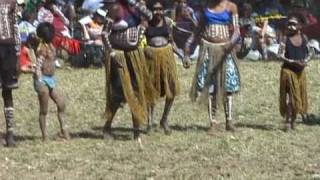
left=197, top=55, right=208, bottom=91
left=34, top=75, right=56, bottom=92
left=224, top=54, right=240, bottom=92
left=197, top=54, right=240, bottom=93
left=82, top=0, right=104, bottom=12
left=204, top=8, right=231, bottom=25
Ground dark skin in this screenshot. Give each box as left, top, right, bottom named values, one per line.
left=278, top=18, right=307, bottom=68
left=183, top=0, right=238, bottom=68
left=102, top=2, right=149, bottom=144
left=278, top=17, right=309, bottom=131
left=146, top=2, right=178, bottom=135
left=35, top=43, right=69, bottom=141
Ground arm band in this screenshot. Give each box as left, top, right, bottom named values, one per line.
left=231, top=14, right=240, bottom=44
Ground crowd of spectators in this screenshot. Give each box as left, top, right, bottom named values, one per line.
left=18, top=0, right=320, bottom=67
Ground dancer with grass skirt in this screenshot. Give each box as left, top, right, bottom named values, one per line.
left=183, top=0, right=241, bottom=134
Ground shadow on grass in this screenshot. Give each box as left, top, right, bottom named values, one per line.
left=70, top=131, right=102, bottom=139
left=91, top=126, right=143, bottom=141
left=236, top=123, right=275, bottom=131
left=0, top=133, right=37, bottom=142
left=299, top=114, right=320, bottom=126
left=169, top=124, right=209, bottom=132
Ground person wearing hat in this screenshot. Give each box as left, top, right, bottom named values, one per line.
left=101, top=0, right=153, bottom=144
left=0, top=0, right=22, bottom=147
left=81, top=8, right=107, bottom=67
left=277, top=13, right=313, bottom=131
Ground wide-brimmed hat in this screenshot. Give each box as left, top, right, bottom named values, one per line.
left=17, top=0, right=25, bottom=5
left=96, top=8, right=108, bottom=17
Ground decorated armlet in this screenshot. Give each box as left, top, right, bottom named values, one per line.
left=231, top=14, right=240, bottom=44
left=35, top=55, right=44, bottom=78
left=138, top=25, right=146, bottom=44
left=304, top=44, right=314, bottom=63
left=185, top=35, right=194, bottom=53
left=102, top=18, right=114, bottom=50
left=14, top=3, right=21, bottom=48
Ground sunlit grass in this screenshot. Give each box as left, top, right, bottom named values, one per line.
left=0, top=59, right=320, bottom=179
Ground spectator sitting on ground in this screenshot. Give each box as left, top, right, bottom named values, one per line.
left=19, top=10, right=37, bottom=44
left=79, top=8, right=106, bottom=67
left=19, top=10, right=37, bottom=73
left=252, top=16, right=277, bottom=60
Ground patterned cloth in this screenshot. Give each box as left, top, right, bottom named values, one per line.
left=189, top=39, right=241, bottom=107
left=224, top=54, right=241, bottom=92
left=37, top=7, right=54, bottom=23
left=197, top=53, right=240, bottom=93
left=0, top=0, right=20, bottom=45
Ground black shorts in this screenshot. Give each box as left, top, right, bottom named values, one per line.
left=0, top=44, right=18, bottom=89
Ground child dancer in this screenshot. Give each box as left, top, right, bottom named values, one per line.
left=277, top=13, right=313, bottom=131
left=34, top=22, right=70, bottom=140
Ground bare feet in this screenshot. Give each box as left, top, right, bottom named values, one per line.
left=5, top=131, right=16, bottom=147
left=160, top=121, right=172, bottom=135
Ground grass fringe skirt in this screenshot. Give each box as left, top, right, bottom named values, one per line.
left=279, top=67, right=308, bottom=117
left=104, top=48, right=150, bottom=125
left=145, top=44, right=180, bottom=102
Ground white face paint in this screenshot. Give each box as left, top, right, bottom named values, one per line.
left=287, top=18, right=299, bottom=32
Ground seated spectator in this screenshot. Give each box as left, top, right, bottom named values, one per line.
left=38, top=0, right=80, bottom=60
left=19, top=34, right=38, bottom=73
left=252, top=17, right=277, bottom=60
left=19, top=10, right=37, bottom=73
left=19, top=10, right=37, bottom=44
left=83, top=9, right=106, bottom=67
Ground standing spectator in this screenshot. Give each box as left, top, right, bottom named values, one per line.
left=0, top=0, right=21, bottom=147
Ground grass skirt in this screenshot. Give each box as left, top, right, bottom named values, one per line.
left=279, top=67, right=308, bottom=117
left=104, top=48, right=151, bottom=125
left=145, top=44, right=180, bottom=101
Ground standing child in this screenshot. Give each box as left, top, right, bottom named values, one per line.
left=277, top=13, right=313, bottom=131
left=34, top=22, right=69, bottom=141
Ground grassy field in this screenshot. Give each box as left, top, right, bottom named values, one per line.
left=1, top=59, right=320, bottom=180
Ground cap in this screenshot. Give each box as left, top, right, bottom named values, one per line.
left=96, top=8, right=108, bottom=17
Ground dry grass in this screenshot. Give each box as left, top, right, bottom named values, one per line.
left=1, top=59, right=320, bottom=180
